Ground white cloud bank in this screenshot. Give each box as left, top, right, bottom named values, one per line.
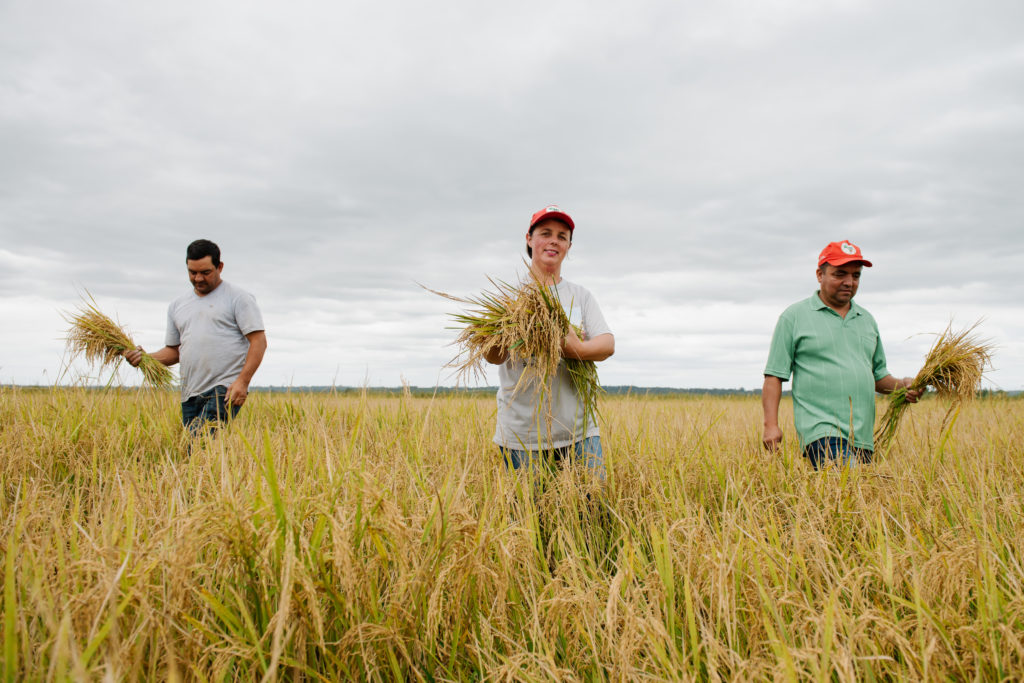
left=2, top=0, right=1022, bottom=389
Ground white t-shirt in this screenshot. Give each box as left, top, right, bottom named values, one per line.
left=165, top=281, right=265, bottom=400
left=493, top=279, right=612, bottom=450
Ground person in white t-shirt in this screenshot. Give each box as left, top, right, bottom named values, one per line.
left=125, top=239, right=267, bottom=436
left=484, top=205, right=615, bottom=476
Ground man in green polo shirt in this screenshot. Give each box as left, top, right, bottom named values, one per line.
left=761, top=240, right=922, bottom=468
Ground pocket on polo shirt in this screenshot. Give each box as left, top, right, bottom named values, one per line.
left=860, top=332, right=878, bottom=351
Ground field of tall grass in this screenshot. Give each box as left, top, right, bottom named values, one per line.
left=1, top=386, right=1022, bottom=680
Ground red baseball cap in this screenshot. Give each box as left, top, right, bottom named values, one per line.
left=818, top=240, right=872, bottom=267
left=530, top=205, right=575, bottom=231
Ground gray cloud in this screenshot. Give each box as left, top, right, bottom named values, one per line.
left=2, top=0, right=1022, bottom=390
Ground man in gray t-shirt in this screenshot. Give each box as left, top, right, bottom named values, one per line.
left=125, top=239, right=267, bottom=435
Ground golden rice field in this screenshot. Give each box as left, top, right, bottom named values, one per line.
left=1, top=386, right=1023, bottom=681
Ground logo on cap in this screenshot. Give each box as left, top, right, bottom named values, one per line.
left=841, top=242, right=857, bottom=255
left=530, top=204, right=575, bottom=230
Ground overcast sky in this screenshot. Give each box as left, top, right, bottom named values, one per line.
left=2, top=0, right=1022, bottom=390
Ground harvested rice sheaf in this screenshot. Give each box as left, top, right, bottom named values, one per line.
left=874, top=322, right=993, bottom=451
left=64, top=297, right=174, bottom=388
left=426, top=273, right=602, bottom=429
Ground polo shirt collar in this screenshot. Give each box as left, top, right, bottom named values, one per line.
left=809, top=291, right=863, bottom=318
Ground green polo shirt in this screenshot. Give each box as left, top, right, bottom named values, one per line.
left=765, top=292, right=889, bottom=451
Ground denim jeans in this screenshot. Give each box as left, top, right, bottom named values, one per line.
left=803, top=437, right=873, bottom=470
left=181, top=385, right=240, bottom=437
left=499, top=436, right=605, bottom=479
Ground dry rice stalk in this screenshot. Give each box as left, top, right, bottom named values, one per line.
left=874, top=321, right=993, bottom=451
left=64, top=296, right=174, bottom=388
left=424, top=272, right=602, bottom=430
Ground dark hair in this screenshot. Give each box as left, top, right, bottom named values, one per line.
left=526, top=220, right=573, bottom=258
left=186, top=239, right=221, bottom=267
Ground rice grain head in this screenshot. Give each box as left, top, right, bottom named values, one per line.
left=424, top=270, right=603, bottom=434
left=875, top=321, right=993, bottom=452
left=64, top=296, right=175, bottom=388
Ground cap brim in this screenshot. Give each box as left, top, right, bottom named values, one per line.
left=822, top=257, right=872, bottom=267
left=530, top=211, right=575, bottom=231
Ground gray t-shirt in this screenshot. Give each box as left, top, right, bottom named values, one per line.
left=165, top=281, right=265, bottom=401
left=493, top=279, right=612, bottom=450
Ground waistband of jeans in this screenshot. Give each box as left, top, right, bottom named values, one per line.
left=182, top=385, right=228, bottom=403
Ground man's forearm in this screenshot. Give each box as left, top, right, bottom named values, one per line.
left=236, top=332, right=267, bottom=384
left=875, top=375, right=907, bottom=394
left=150, top=346, right=180, bottom=366
left=761, top=375, right=785, bottom=451
left=762, top=375, right=782, bottom=426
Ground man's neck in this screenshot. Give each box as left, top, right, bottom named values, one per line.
left=194, top=282, right=223, bottom=298
left=817, top=291, right=851, bottom=318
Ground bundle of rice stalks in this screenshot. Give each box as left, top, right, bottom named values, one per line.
left=64, top=297, right=174, bottom=388
left=874, top=322, right=993, bottom=451
left=425, top=274, right=602, bottom=428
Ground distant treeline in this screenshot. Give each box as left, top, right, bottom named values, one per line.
left=252, top=385, right=766, bottom=397
left=252, top=385, right=1021, bottom=398
left=6, top=385, right=1019, bottom=398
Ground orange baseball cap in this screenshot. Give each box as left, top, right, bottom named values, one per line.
left=530, top=205, right=575, bottom=231
left=818, top=240, right=872, bottom=267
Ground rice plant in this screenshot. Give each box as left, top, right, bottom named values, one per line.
left=2, top=387, right=1021, bottom=680
left=875, top=321, right=994, bottom=451
left=64, top=295, right=174, bottom=388
left=425, top=273, right=602, bottom=428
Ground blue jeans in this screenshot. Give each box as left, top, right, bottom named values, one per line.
left=181, top=385, right=240, bottom=437
left=803, top=437, right=873, bottom=470
left=499, top=436, right=605, bottom=479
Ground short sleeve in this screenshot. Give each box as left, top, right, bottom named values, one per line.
left=164, top=304, right=181, bottom=347
left=581, top=289, right=611, bottom=340
left=871, top=322, right=889, bottom=381
left=234, top=291, right=265, bottom=336
left=764, top=312, right=794, bottom=381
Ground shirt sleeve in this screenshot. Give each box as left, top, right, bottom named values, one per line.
left=764, top=312, right=794, bottom=381
left=164, top=304, right=181, bottom=347
left=581, top=287, right=612, bottom=339
left=872, top=321, right=889, bottom=381
left=233, top=291, right=265, bottom=336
